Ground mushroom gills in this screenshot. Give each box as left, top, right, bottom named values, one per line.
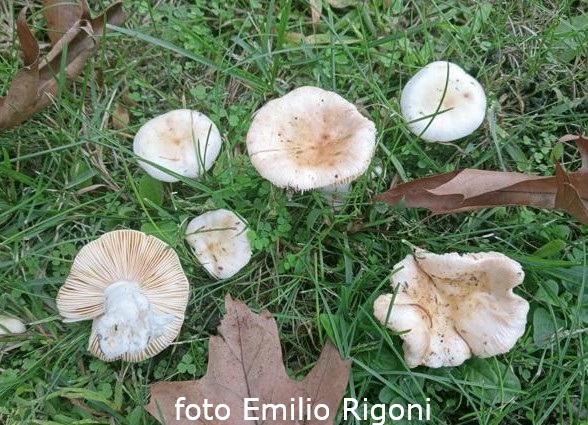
left=93, top=280, right=173, bottom=359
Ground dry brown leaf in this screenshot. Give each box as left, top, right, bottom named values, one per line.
left=376, top=136, right=588, bottom=224
left=310, top=0, right=322, bottom=24
left=311, top=0, right=361, bottom=23
left=146, top=295, right=351, bottom=424
left=0, top=2, right=125, bottom=130
left=41, top=0, right=83, bottom=45
left=111, top=103, right=130, bottom=130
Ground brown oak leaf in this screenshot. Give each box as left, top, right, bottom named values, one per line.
left=146, top=295, right=351, bottom=424
left=0, top=2, right=125, bottom=130
left=376, top=135, right=588, bottom=224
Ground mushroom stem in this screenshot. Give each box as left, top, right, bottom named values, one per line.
left=93, top=280, right=173, bottom=360
left=319, top=183, right=351, bottom=210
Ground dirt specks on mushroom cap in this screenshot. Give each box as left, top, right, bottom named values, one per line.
left=246, top=86, right=377, bottom=191
left=374, top=249, right=529, bottom=368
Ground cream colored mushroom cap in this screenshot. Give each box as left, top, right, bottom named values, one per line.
left=185, top=209, right=252, bottom=279
left=0, top=315, right=26, bottom=334
left=400, top=61, right=486, bottom=142
left=133, top=109, right=222, bottom=182
left=374, top=249, right=529, bottom=368
left=56, top=230, right=189, bottom=362
left=246, top=86, right=377, bottom=191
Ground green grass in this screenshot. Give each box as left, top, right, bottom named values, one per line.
left=1, top=0, right=587, bottom=424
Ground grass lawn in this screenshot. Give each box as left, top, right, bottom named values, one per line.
left=1, top=0, right=587, bottom=424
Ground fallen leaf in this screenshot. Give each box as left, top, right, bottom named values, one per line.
left=376, top=136, right=588, bottom=224
left=0, top=2, right=125, bottom=130
left=41, top=0, right=83, bottom=45
left=146, top=295, right=351, bottom=424
left=310, top=0, right=361, bottom=23
left=111, top=103, right=130, bottom=130
left=310, top=0, right=322, bottom=24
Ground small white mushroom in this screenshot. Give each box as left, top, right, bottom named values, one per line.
left=56, top=230, right=190, bottom=362
left=0, top=314, right=26, bottom=351
left=373, top=248, right=529, bottom=368
left=185, top=209, right=252, bottom=280
left=133, top=109, right=222, bottom=182
left=400, top=61, right=487, bottom=142
left=0, top=315, right=26, bottom=335
left=246, top=86, right=377, bottom=191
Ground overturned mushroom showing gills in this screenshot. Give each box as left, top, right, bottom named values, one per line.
left=400, top=61, right=486, bottom=142
left=56, top=230, right=189, bottom=362
left=185, top=209, right=252, bottom=280
left=246, top=86, right=377, bottom=191
left=373, top=249, right=529, bottom=368
left=133, top=109, right=222, bottom=182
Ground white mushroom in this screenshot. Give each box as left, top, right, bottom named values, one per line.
left=246, top=86, right=377, bottom=191
left=400, top=61, right=487, bottom=142
left=56, top=230, right=190, bottom=362
left=0, top=315, right=26, bottom=335
left=373, top=249, right=529, bottom=368
left=133, top=109, right=222, bottom=182
left=185, top=209, right=252, bottom=280
left=0, top=314, right=26, bottom=351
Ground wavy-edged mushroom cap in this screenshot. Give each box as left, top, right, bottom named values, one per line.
left=133, top=109, right=222, bottom=182
left=373, top=249, right=528, bottom=368
left=185, top=209, right=252, bottom=279
left=246, top=86, right=377, bottom=191
left=400, top=61, right=486, bottom=142
left=56, top=230, right=189, bottom=362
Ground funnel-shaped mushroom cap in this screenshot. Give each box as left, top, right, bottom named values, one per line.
left=400, top=61, right=486, bottom=142
left=373, top=249, right=528, bottom=368
left=133, top=109, right=222, bottom=182
left=56, top=230, right=189, bottom=362
left=246, top=86, right=377, bottom=191
left=185, top=209, right=252, bottom=279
